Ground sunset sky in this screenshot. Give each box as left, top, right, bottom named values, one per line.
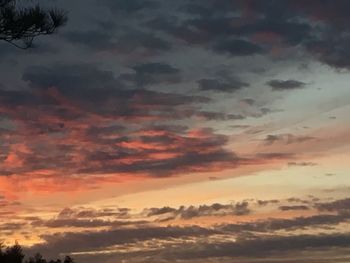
left=1, top=0, right=350, bottom=262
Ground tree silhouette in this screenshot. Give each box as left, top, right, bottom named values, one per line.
left=0, top=242, right=25, bottom=263
left=26, top=253, right=48, bottom=263
left=63, top=256, right=74, bottom=263
left=0, top=243, right=75, bottom=263
left=0, top=0, right=67, bottom=49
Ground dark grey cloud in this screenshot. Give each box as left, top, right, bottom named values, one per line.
left=288, top=161, right=318, bottom=167
left=212, top=38, right=265, bottom=56
left=196, top=111, right=245, bottom=121
left=197, top=78, right=249, bottom=93
left=63, top=22, right=171, bottom=54
left=291, top=0, right=350, bottom=69
left=16, top=196, right=350, bottom=262
left=256, top=152, right=295, bottom=160
left=263, top=134, right=314, bottom=145
left=0, top=40, right=57, bottom=59
left=0, top=222, right=26, bottom=232
left=79, top=146, right=240, bottom=177
left=20, top=63, right=204, bottom=118
left=37, top=228, right=350, bottom=263
left=136, top=0, right=350, bottom=70
left=4, top=0, right=350, bottom=71
left=139, top=124, right=188, bottom=134
left=218, top=213, right=350, bottom=233
left=305, top=34, right=350, bottom=69
left=241, top=98, right=255, bottom=106
left=23, top=63, right=120, bottom=91
left=278, top=205, right=310, bottom=211
left=0, top=62, right=258, bottom=178
left=145, top=201, right=251, bottom=221
left=181, top=1, right=311, bottom=43
left=28, top=225, right=216, bottom=256
left=21, top=206, right=144, bottom=229
left=316, top=198, right=350, bottom=213
left=256, top=199, right=280, bottom=206
left=146, top=206, right=177, bottom=217
left=132, top=62, right=179, bottom=75
left=249, top=107, right=284, bottom=118
left=31, top=218, right=144, bottom=228
left=145, top=2, right=312, bottom=59
left=119, top=62, right=181, bottom=86
left=100, top=0, right=159, bottom=14
left=63, top=30, right=116, bottom=49
left=160, top=233, right=350, bottom=261
left=114, top=31, right=171, bottom=53
left=286, top=197, right=311, bottom=204
left=267, top=79, right=307, bottom=91
left=56, top=207, right=130, bottom=219
left=1, top=66, right=243, bottom=178
left=77, top=0, right=350, bottom=70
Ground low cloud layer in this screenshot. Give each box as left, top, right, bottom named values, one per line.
left=21, top=197, right=350, bottom=262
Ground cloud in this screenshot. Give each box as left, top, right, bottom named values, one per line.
left=316, top=198, right=350, bottom=213
left=131, top=62, right=179, bottom=75
left=219, top=213, right=350, bottom=233
left=17, top=196, right=350, bottom=262
left=159, top=233, right=350, bottom=260
left=31, top=218, right=143, bottom=229
left=305, top=34, right=350, bottom=69
left=263, top=134, right=314, bottom=145
left=63, top=30, right=117, bottom=50
left=145, top=1, right=313, bottom=59
left=278, top=205, right=310, bottom=211
left=241, top=98, right=255, bottom=106
left=181, top=1, right=312, bottom=44
left=197, top=78, right=249, bottom=92
left=23, top=64, right=120, bottom=91
left=255, top=152, right=295, bottom=160
left=0, top=222, right=26, bottom=231
left=56, top=207, right=130, bottom=220
left=28, top=225, right=216, bottom=256
left=152, top=0, right=350, bottom=70
left=145, top=201, right=251, bottom=221
left=2, top=1, right=350, bottom=262
left=100, top=0, right=159, bottom=13
left=63, top=22, right=171, bottom=54
left=114, top=31, right=171, bottom=54
left=120, top=62, right=181, bottom=86
left=79, top=146, right=239, bottom=177
left=291, top=0, right=350, bottom=69
left=212, top=38, right=265, bottom=56
left=267, top=79, right=307, bottom=91
left=38, top=229, right=350, bottom=262
left=196, top=111, right=245, bottom=121
left=1, top=65, right=242, bottom=179
left=288, top=161, right=318, bottom=166
left=0, top=63, right=249, bottom=180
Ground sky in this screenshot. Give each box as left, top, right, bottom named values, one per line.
left=1, top=0, right=350, bottom=262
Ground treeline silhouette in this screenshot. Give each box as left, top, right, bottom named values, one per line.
left=0, top=243, right=75, bottom=263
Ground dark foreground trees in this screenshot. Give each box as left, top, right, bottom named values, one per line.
left=0, top=243, right=75, bottom=263
left=0, top=0, right=67, bottom=48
